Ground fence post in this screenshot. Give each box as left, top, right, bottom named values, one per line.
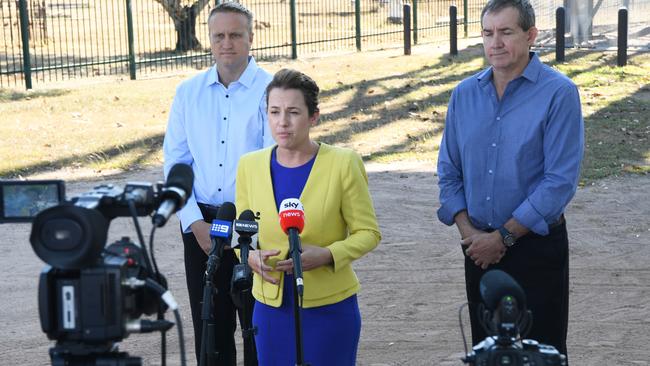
left=556, top=7, right=565, bottom=62
left=18, top=0, right=32, bottom=89
left=290, top=0, right=297, bottom=59
left=412, top=0, right=418, bottom=44
left=450, top=5, right=458, bottom=56
left=125, top=0, right=137, bottom=80
left=403, top=4, right=411, bottom=55
left=355, top=0, right=361, bottom=51
left=463, top=0, right=468, bottom=38
left=563, top=0, right=571, bottom=33
left=617, top=7, right=628, bottom=66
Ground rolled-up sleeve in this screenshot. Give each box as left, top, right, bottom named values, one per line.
left=513, top=84, right=584, bottom=235
left=437, top=89, right=467, bottom=226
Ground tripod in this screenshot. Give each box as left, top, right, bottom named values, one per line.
left=231, top=213, right=260, bottom=366
left=199, top=238, right=224, bottom=366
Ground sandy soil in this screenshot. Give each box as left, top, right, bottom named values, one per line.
left=0, top=162, right=648, bottom=366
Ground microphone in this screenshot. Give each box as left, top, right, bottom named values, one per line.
left=233, top=209, right=259, bottom=251
left=209, top=202, right=237, bottom=254
left=152, top=163, right=194, bottom=227
left=278, top=198, right=305, bottom=297
left=479, top=270, right=526, bottom=312
left=479, top=270, right=529, bottom=340
left=231, top=209, right=258, bottom=293
left=204, top=202, right=236, bottom=280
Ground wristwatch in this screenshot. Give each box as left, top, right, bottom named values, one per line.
left=498, top=226, right=516, bottom=248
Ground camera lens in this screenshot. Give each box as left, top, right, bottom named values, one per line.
left=30, top=205, right=108, bottom=269
left=40, top=218, right=83, bottom=250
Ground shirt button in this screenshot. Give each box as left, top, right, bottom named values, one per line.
left=492, top=143, right=497, bottom=147
left=489, top=169, right=493, bottom=174
left=226, top=95, right=229, bottom=98
left=488, top=222, right=492, bottom=227
left=221, top=140, right=225, bottom=144
left=223, top=117, right=227, bottom=120
left=219, top=164, right=223, bottom=167
left=486, top=196, right=491, bottom=201
left=496, top=117, right=501, bottom=121
left=218, top=188, right=221, bottom=192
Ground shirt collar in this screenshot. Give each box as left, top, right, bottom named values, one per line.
left=520, top=52, right=541, bottom=82
left=476, top=51, right=541, bottom=86
left=206, top=56, right=259, bottom=88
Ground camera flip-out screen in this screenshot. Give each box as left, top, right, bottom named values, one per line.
left=0, top=180, right=65, bottom=223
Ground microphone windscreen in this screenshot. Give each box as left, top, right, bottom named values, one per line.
left=479, top=269, right=526, bottom=311
left=217, top=202, right=237, bottom=222
left=166, top=163, right=194, bottom=193
left=278, top=198, right=304, bottom=234
left=238, top=209, right=256, bottom=221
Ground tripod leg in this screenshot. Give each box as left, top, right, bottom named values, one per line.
left=240, top=289, right=258, bottom=366
left=199, top=281, right=219, bottom=366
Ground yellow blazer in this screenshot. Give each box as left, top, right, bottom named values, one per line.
left=235, top=143, right=381, bottom=308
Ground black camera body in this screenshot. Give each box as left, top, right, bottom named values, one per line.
left=465, top=337, right=567, bottom=366
left=38, top=237, right=159, bottom=345
left=24, top=181, right=169, bottom=358
left=461, top=270, right=568, bottom=366
left=0, top=173, right=192, bottom=365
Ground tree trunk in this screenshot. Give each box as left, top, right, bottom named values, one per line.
left=175, top=5, right=201, bottom=52
left=153, top=0, right=211, bottom=52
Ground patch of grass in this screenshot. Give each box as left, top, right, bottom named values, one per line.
left=1, top=44, right=648, bottom=183
left=0, top=76, right=179, bottom=178
left=548, top=50, right=650, bottom=182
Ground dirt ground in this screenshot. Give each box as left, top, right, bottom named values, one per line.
left=0, top=161, right=649, bottom=366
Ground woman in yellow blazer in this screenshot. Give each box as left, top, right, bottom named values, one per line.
left=235, top=69, right=381, bottom=365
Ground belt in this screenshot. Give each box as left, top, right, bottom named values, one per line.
left=197, top=203, right=221, bottom=222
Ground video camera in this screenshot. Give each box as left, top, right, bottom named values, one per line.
left=461, top=270, right=567, bottom=366
left=0, top=163, right=193, bottom=366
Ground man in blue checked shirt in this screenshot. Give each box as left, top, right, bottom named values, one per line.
left=437, top=0, right=583, bottom=360
left=163, top=3, right=273, bottom=365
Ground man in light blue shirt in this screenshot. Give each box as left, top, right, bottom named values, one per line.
left=163, top=3, right=273, bottom=365
left=437, top=0, right=583, bottom=359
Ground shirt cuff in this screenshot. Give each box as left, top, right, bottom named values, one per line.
left=178, top=201, right=204, bottom=233
left=437, top=196, right=467, bottom=226
left=513, top=199, right=549, bottom=236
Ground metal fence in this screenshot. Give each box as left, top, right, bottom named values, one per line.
left=1, top=0, right=649, bottom=89
left=2, top=0, right=487, bottom=89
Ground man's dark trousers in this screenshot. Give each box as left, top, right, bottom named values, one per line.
left=182, top=211, right=257, bottom=366
left=464, top=220, right=570, bottom=359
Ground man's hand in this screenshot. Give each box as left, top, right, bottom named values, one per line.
left=248, top=249, right=281, bottom=284
left=190, top=220, right=212, bottom=255
left=462, top=231, right=506, bottom=269
left=275, top=245, right=333, bottom=273
left=454, top=210, right=483, bottom=239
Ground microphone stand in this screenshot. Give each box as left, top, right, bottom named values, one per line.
left=287, top=229, right=308, bottom=366
left=199, top=237, right=223, bottom=366
left=235, top=235, right=258, bottom=366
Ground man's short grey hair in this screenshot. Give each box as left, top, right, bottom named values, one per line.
left=208, top=2, right=254, bottom=34
left=480, top=0, right=536, bottom=31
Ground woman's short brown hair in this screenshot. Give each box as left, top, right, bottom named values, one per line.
left=266, top=69, right=320, bottom=116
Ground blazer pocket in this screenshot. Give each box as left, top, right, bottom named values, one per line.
left=253, top=273, right=281, bottom=301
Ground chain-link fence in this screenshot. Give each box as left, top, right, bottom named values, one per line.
left=2, top=0, right=649, bottom=89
